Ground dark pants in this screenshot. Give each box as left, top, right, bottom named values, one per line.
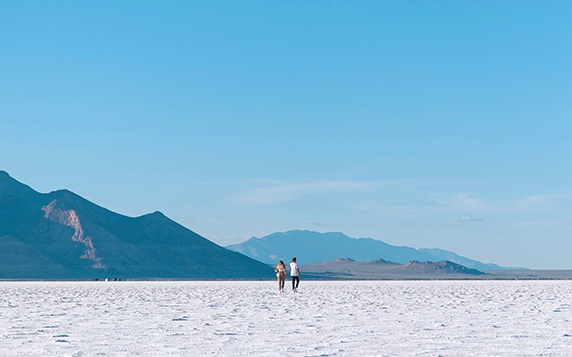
left=292, top=276, right=300, bottom=290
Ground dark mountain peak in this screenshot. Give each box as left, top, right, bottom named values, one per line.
left=47, top=189, right=88, bottom=205
left=136, top=210, right=167, bottom=221
left=0, top=172, right=274, bottom=279
left=134, top=210, right=189, bottom=233
left=44, top=188, right=131, bottom=224
left=147, top=211, right=172, bottom=221
left=0, top=171, right=40, bottom=200
left=49, top=188, right=75, bottom=196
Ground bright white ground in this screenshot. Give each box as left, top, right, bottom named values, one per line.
left=1, top=280, right=571, bottom=356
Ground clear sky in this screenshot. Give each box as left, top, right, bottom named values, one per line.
left=1, top=1, right=571, bottom=269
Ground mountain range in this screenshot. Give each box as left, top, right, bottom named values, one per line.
left=299, top=258, right=486, bottom=279
left=0, top=170, right=526, bottom=280
left=0, top=171, right=274, bottom=279
left=227, top=230, right=526, bottom=270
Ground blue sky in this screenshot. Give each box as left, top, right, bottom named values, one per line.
left=1, top=1, right=571, bottom=268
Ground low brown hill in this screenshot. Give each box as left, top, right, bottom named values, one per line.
left=300, top=258, right=485, bottom=279
left=398, top=260, right=485, bottom=275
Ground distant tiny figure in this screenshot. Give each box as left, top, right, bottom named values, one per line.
left=290, top=257, right=300, bottom=292
left=275, top=260, right=286, bottom=292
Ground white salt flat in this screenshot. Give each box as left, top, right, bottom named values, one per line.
left=0, top=280, right=571, bottom=356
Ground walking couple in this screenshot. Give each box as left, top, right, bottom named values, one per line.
left=275, top=257, right=300, bottom=293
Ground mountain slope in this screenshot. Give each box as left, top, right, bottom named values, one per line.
left=226, top=230, right=524, bottom=270
left=0, top=171, right=274, bottom=279
left=0, top=236, right=68, bottom=279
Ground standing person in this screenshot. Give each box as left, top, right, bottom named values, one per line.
left=275, top=260, right=286, bottom=292
left=290, top=257, right=300, bottom=292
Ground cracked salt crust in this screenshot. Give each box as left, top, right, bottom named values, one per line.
left=0, top=280, right=571, bottom=356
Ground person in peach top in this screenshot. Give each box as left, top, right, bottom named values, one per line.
left=275, top=260, right=286, bottom=292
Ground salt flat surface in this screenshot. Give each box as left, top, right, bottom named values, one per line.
left=1, top=280, right=572, bottom=356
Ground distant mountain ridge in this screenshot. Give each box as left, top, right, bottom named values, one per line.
left=0, top=171, right=274, bottom=279
left=300, top=258, right=485, bottom=279
left=226, top=230, right=526, bottom=270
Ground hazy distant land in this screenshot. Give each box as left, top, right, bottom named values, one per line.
left=298, top=258, right=572, bottom=280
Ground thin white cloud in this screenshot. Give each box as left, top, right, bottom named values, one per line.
left=237, top=180, right=398, bottom=205
left=432, top=193, right=493, bottom=212
left=202, top=233, right=238, bottom=245
left=444, top=216, right=483, bottom=222
left=433, top=193, right=547, bottom=214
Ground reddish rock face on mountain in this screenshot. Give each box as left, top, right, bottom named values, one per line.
left=0, top=171, right=274, bottom=279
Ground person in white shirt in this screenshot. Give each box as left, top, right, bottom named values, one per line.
left=290, top=257, right=300, bottom=292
